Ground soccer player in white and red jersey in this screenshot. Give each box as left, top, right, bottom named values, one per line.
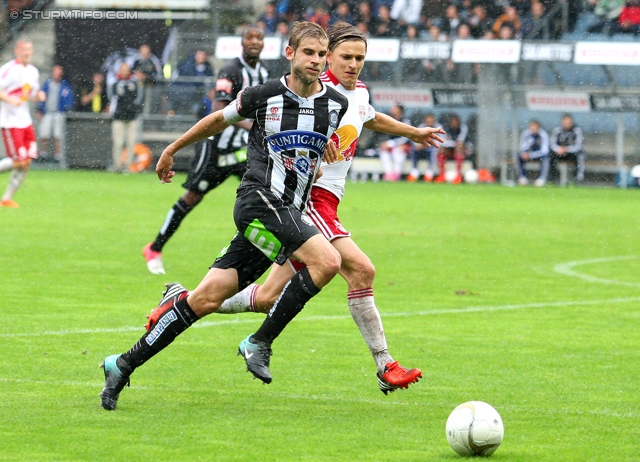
left=222, top=22, right=445, bottom=394
left=0, top=38, right=46, bottom=208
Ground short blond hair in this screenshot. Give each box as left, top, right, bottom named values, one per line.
left=288, top=21, right=328, bottom=51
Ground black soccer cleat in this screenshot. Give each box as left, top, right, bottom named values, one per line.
left=99, top=354, right=132, bottom=410
left=237, top=335, right=273, bottom=384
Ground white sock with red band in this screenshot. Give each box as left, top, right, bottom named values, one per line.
left=0, top=157, right=12, bottom=173
left=2, top=169, right=26, bottom=201
left=218, top=283, right=259, bottom=314
left=348, top=288, right=393, bottom=374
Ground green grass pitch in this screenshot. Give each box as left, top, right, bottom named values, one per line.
left=1, top=170, right=639, bottom=461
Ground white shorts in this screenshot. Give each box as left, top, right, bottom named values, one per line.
left=38, top=112, right=65, bottom=139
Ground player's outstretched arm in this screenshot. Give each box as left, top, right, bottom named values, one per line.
left=156, top=110, right=232, bottom=183
left=365, top=112, right=445, bottom=147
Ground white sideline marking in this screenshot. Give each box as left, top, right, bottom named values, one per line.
left=2, top=296, right=640, bottom=339
left=554, top=255, right=640, bottom=288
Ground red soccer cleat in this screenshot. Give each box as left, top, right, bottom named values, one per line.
left=0, top=199, right=19, bottom=208
left=434, top=174, right=446, bottom=183
left=377, top=361, right=422, bottom=395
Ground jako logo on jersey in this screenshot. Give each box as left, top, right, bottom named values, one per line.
left=299, top=108, right=314, bottom=115
left=145, top=311, right=177, bottom=346
left=266, top=130, right=328, bottom=156
left=330, top=125, right=359, bottom=162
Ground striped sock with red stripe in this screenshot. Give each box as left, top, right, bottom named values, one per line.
left=347, top=288, right=393, bottom=374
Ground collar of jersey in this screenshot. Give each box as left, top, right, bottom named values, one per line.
left=280, top=74, right=327, bottom=101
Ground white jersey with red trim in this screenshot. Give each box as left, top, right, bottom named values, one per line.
left=315, top=69, right=375, bottom=201
left=0, top=59, right=40, bottom=128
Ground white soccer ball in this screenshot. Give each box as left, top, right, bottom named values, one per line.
left=446, top=401, right=504, bottom=457
left=444, top=169, right=459, bottom=183
left=464, top=169, right=479, bottom=184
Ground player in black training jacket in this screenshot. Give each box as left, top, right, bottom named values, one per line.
left=143, top=26, right=270, bottom=274
left=100, top=21, right=349, bottom=410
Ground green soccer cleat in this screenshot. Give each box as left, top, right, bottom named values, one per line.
left=99, top=354, right=132, bottom=410
left=237, top=335, right=273, bottom=384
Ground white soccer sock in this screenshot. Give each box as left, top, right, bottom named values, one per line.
left=0, top=157, right=12, bottom=173
left=217, top=283, right=259, bottom=314
left=2, top=169, right=26, bottom=201
left=348, top=289, right=393, bottom=374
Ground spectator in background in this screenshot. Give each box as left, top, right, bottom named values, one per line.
left=550, top=114, right=585, bottom=184
left=435, top=114, right=469, bottom=184
left=518, top=119, right=550, bottom=187
left=330, top=2, right=357, bottom=25
left=408, top=113, right=443, bottom=182
left=132, top=44, right=162, bottom=85
left=110, top=63, right=143, bottom=172
left=373, top=5, right=402, bottom=36
left=402, top=24, right=426, bottom=81
left=492, top=5, right=522, bottom=38
left=390, top=0, right=423, bottom=27
left=198, top=86, right=215, bottom=120
left=308, top=5, right=332, bottom=29
left=498, top=23, right=516, bottom=39
left=615, top=0, right=640, bottom=33
left=420, top=24, right=447, bottom=82
left=36, top=65, right=74, bottom=163
left=441, top=4, right=462, bottom=37
left=521, top=1, right=547, bottom=39
left=172, top=49, right=214, bottom=114
left=275, top=19, right=290, bottom=37
left=356, top=1, right=377, bottom=30
left=79, top=72, right=108, bottom=113
left=468, top=5, right=494, bottom=38
left=447, top=23, right=478, bottom=83
left=379, top=104, right=412, bottom=181
left=257, top=1, right=279, bottom=34
left=588, top=0, right=625, bottom=33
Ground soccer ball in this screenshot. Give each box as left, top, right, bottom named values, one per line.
left=444, top=169, right=459, bottom=183
left=446, top=401, right=504, bottom=457
left=464, top=169, right=479, bottom=184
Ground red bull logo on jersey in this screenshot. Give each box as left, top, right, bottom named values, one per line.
left=266, top=130, right=328, bottom=156
left=330, top=125, right=359, bottom=162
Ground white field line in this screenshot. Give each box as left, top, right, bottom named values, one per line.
left=554, top=255, right=640, bottom=288
left=2, top=296, right=640, bottom=339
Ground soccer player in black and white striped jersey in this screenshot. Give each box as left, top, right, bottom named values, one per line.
left=142, top=26, right=270, bottom=274
left=100, top=22, right=350, bottom=409
left=221, top=22, right=445, bottom=395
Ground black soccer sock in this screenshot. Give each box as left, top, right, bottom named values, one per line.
left=121, top=298, right=199, bottom=369
left=252, top=267, right=320, bottom=345
left=151, top=198, right=192, bottom=252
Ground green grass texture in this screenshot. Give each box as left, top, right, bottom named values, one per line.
left=1, top=170, right=639, bottom=461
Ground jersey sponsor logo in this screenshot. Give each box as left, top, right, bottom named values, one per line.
left=299, top=108, right=314, bottom=115
left=145, top=311, right=177, bottom=345
left=359, top=105, right=367, bottom=121
left=266, top=106, right=281, bottom=122
left=329, top=110, right=339, bottom=129
left=266, top=130, right=328, bottom=156
left=244, top=218, right=282, bottom=261
left=330, top=125, right=359, bottom=162
left=283, top=154, right=317, bottom=175
left=216, top=78, right=233, bottom=94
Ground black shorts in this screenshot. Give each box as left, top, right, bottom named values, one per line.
left=212, top=188, right=321, bottom=290
left=182, top=141, right=247, bottom=195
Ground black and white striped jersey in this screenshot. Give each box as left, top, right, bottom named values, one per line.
left=208, top=56, right=270, bottom=153
left=223, top=75, right=349, bottom=210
